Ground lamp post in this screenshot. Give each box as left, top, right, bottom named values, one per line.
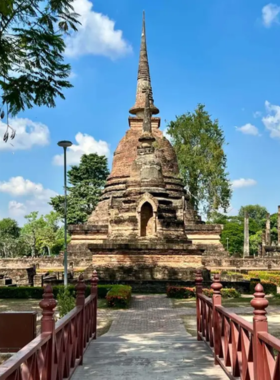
left=226, top=237, right=229, bottom=252
left=57, top=140, right=72, bottom=287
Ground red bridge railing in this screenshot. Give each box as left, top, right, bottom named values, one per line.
left=195, top=270, right=280, bottom=380
left=0, top=270, right=99, bottom=380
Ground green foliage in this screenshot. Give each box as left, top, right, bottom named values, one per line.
left=0, top=218, right=29, bottom=257
left=0, top=218, right=20, bottom=237
left=208, top=206, right=275, bottom=256
left=50, top=154, right=109, bottom=225
left=248, top=271, right=280, bottom=286
left=166, top=286, right=195, bottom=298
left=0, top=0, right=80, bottom=115
left=57, top=287, right=76, bottom=317
left=20, top=211, right=61, bottom=256
left=250, top=280, right=277, bottom=295
left=167, top=104, right=232, bottom=217
left=0, top=284, right=117, bottom=299
left=220, top=221, right=244, bottom=256
left=166, top=286, right=240, bottom=299
left=106, top=285, right=132, bottom=308
left=238, top=205, right=268, bottom=226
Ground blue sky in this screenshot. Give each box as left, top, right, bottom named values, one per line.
left=1, top=0, right=280, bottom=224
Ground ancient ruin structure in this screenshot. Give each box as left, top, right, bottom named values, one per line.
left=67, top=12, right=226, bottom=281
left=243, top=211, right=249, bottom=257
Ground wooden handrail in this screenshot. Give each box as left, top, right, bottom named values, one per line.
left=215, top=305, right=254, bottom=333
left=0, top=333, right=51, bottom=377
left=258, top=331, right=280, bottom=351
left=0, top=271, right=99, bottom=380
left=195, top=272, right=280, bottom=380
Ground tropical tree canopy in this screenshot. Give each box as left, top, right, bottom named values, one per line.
left=0, top=0, right=79, bottom=116
left=167, top=104, right=231, bottom=217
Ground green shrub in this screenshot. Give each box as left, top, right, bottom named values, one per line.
left=248, top=271, right=280, bottom=286
left=166, top=286, right=240, bottom=299
left=250, top=280, right=277, bottom=295
left=106, top=285, right=132, bottom=308
left=0, top=284, right=114, bottom=299
left=57, top=287, right=76, bottom=317
left=166, top=286, right=195, bottom=298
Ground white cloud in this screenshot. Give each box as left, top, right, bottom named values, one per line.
left=65, top=0, right=132, bottom=59
left=0, top=177, right=57, bottom=224
left=231, top=178, right=257, bottom=190
left=236, top=123, right=260, bottom=136
left=262, top=3, right=280, bottom=27
left=262, top=100, right=280, bottom=138
left=53, top=132, right=110, bottom=166
left=253, top=111, right=262, bottom=118
left=0, top=118, right=50, bottom=151
left=8, top=201, right=27, bottom=219
left=0, top=177, right=56, bottom=200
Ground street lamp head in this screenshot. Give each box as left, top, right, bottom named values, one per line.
left=58, top=140, right=72, bottom=148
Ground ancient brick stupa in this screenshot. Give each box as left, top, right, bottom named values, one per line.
left=68, top=13, right=225, bottom=281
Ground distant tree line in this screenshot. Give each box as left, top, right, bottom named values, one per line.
left=209, top=205, right=276, bottom=256
left=0, top=211, right=67, bottom=258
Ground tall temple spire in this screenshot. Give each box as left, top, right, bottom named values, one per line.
left=129, top=11, right=159, bottom=116
left=142, top=89, right=152, bottom=133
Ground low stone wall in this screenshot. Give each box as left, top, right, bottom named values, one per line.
left=0, top=252, right=92, bottom=270
left=203, top=256, right=280, bottom=270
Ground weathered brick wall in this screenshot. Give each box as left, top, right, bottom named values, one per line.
left=203, top=256, right=280, bottom=269
left=91, top=253, right=203, bottom=281
left=0, top=268, right=31, bottom=286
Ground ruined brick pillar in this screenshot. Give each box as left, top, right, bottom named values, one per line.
left=278, top=206, right=280, bottom=246
left=261, top=231, right=266, bottom=256
left=243, top=211, right=249, bottom=257
left=265, top=213, right=271, bottom=246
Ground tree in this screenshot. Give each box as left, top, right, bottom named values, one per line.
left=209, top=208, right=264, bottom=256
left=220, top=221, right=243, bottom=256
left=238, top=205, right=268, bottom=227
left=39, top=211, right=61, bottom=255
left=0, top=218, right=20, bottom=237
left=0, top=217, right=28, bottom=257
left=167, top=104, right=231, bottom=217
left=50, top=154, right=109, bottom=224
left=21, top=211, right=46, bottom=256
left=0, top=0, right=80, bottom=117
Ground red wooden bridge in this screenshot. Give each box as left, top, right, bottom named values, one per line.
left=0, top=270, right=279, bottom=379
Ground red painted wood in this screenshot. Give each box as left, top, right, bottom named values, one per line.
left=0, top=272, right=99, bottom=380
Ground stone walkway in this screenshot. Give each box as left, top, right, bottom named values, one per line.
left=72, top=295, right=227, bottom=379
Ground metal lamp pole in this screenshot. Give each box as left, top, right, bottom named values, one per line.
left=226, top=237, right=229, bottom=251
left=57, top=140, right=72, bottom=287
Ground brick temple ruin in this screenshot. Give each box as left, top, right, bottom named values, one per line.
left=67, top=12, right=226, bottom=281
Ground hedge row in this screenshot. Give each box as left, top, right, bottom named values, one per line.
left=248, top=271, right=280, bottom=286
left=0, top=284, right=114, bottom=299
left=166, top=286, right=240, bottom=299
left=106, top=285, right=132, bottom=308
left=250, top=280, right=277, bottom=295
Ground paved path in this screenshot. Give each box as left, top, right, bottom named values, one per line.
left=72, top=295, right=227, bottom=380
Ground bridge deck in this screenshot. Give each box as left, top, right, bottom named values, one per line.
left=72, top=295, right=227, bottom=380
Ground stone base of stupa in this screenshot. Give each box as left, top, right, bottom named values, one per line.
left=68, top=239, right=210, bottom=282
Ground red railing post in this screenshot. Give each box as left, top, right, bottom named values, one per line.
left=91, top=269, right=99, bottom=339
left=39, top=284, right=57, bottom=380
left=195, top=269, right=203, bottom=341
left=211, top=274, right=223, bottom=365
left=250, top=283, right=269, bottom=380
left=76, top=274, right=86, bottom=364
